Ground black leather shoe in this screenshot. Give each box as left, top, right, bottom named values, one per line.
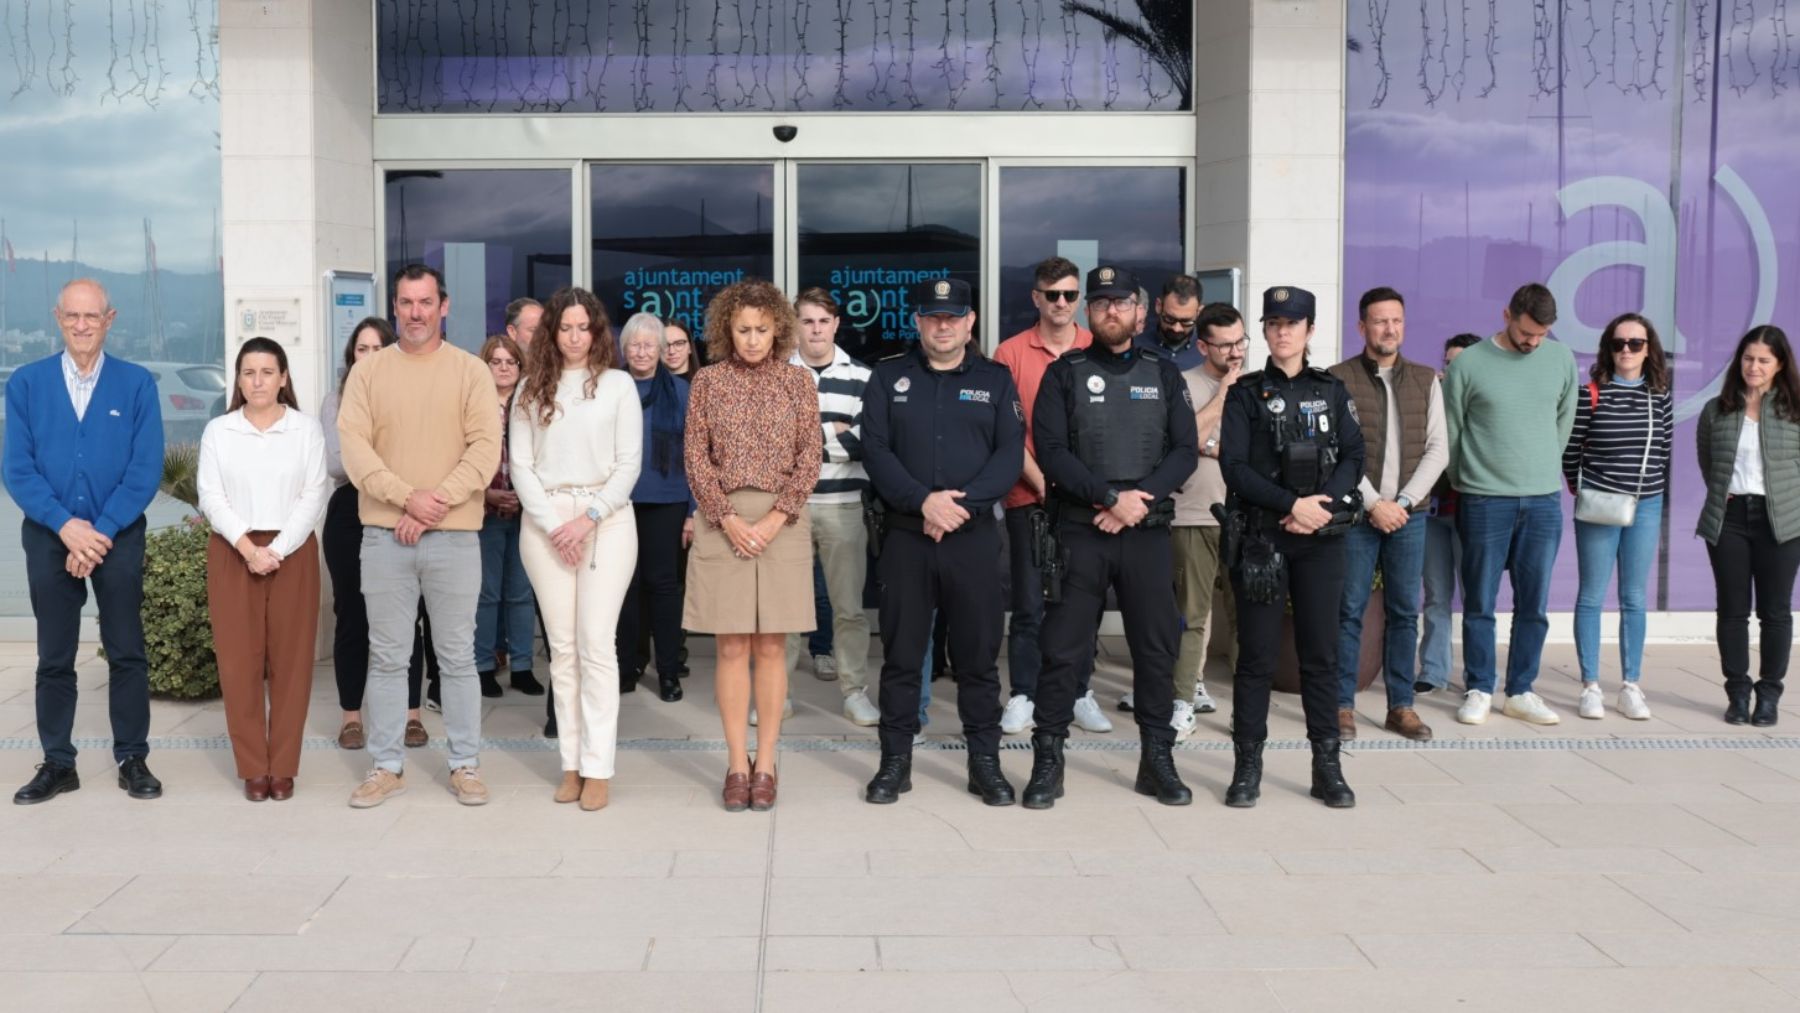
left=1309, top=738, right=1355, bottom=808
left=1224, top=740, right=1263, bottom=808
left=14, top=763, right=79, bottom=805
left=1753, top=686, right=1781, bottom=727
left=1021, top=731, right=1065, bottom=810
left=966, top=752, right=1016, bottom=806
left=1134, top=737, right=1192, bottom=806
left=1725, top=692, right=1752, bottom=725
left=478, top=670, right=504, bottom=698
left=864, top=753, right=912, bottom=804
left=658, top=676, right=684, bottom=702
left=117, top=757, right=162, bottom=800
left=510, top=670, right=545, bottom=695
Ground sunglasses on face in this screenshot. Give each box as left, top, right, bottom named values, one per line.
left=1159, top=314, right=1198, bottom=331
left=1036, top=289, right=1080, bottom=304
left=1611, top=338, right=1648, bottom=352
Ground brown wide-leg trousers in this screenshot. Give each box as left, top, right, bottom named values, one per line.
left=207, top=532, right=320, bottom=779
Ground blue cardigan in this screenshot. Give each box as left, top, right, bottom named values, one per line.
left=2, top=352, right=165, bottom=537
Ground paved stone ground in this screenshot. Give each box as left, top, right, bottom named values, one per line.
left=2, top=638, right=1800, bottom=1012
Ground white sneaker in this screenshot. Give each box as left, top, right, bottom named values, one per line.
left=1000, top=694, right=1036, bottom=735
left=1117, top=691, right=1135, bottom=712
left=1170, top=700, right=1197, bottom=742
left=1578, top=683, right=1604, bottom=720
left=812, top=654, right=837, bottom=681
left=1502, top=691, right=1561, bottom=725
left=1618, top=683, right=1652, bottom=721
left=912, top=732, right=927, bottom=748
left=749, top=697, right=795, bottom=727
left=1072, top=691, right=1113, bottom=733
left=842, top=689, right=880, bottom=727
left=1192, top=684, right=1217, bottom=714
left=1456, top=689, right=1492, bottom=725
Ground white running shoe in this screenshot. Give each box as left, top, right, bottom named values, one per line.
left=842, top=689, right=880, bottom=727
left=749, top=697, right=795, bottom=727
left=1117, top=691, right=1135, bottom=712
left=1072, top=690, right=1114, bottom=733
left=1502, top=691, right=1561, bottom=725
left=1456, top=689, right=1492, bottom=725
left=1170, top=700, right=1197, bottom=742
left=1192, top=684, right=1218, bottom=714
left=1618, top=683, right=1652, bottom=721
left=1578, top=683, right=1604, bottom=720
left=1000, top=694, right=1036, bottom=735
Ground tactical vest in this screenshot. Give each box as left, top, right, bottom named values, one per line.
left=1329, top=355, right=1432, bottom=492
left=1245, top=368, right=1342, bottom=497
left=1068, top=352, right=1170, bottom=485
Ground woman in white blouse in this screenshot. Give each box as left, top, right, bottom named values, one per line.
left=197, top=337, right=331, bottom=801
left=512, top=287, right=643, bottom=810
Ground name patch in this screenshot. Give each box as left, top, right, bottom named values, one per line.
left=1129, top=386, right=1161, bottom=400
left=959, top=389, right=992, bottom=403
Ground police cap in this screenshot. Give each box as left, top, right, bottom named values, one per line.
left=911, top=277, right=973, bottom=317
left=1260, top=285, right=1316, bottom=322
left=1086, top=265, right=1138, bottom=302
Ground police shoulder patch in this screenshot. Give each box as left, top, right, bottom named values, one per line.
left=1345, top=397, right=1360, bottom=423
left=1013, top=399, right=1025, bottom=421
left=1181, top=386, right=1194, bottom=409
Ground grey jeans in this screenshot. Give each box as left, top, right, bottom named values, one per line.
left=361, top=527, right=481, bottom=773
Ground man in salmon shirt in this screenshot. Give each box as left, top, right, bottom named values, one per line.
left=991, top=256, right=1111, bottom=737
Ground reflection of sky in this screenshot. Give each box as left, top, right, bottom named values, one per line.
left=796, top=164, right=980, bottom=233
left=592, top=164, right=774, bottom=235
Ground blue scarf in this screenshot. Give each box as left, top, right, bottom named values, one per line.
left=640, top=365, right=682, bottom=477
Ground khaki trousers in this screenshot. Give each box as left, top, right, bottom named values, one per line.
left=1172, top=525, right=1237, bottom=702
left=786, top=500, right=871, bottom=695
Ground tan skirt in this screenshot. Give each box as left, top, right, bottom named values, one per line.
left=683, top=489, right=816, bottom=634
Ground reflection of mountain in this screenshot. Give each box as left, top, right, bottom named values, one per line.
left=0, top=258, right=222, bottom=365
left=593, top=200, right=771, bottom=258
left=796, top=224, right=979, bottom=256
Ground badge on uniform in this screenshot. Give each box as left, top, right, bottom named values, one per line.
left=894, top=377, right=911, bottom=393
left=1013, top=399, right=1024, bottom=420
left=1085, top=375, right=1106, bottom=394
left=1268, top=396, right=1286, bottom=414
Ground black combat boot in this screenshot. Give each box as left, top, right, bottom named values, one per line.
left=864, top=753, right=912, bottom=804
left=1223, top=740, right=1263, bottom=808
left=1752, top=682, right=1783, bottom=727
left=1725, top=688, right=1752, bottom=725
left=1309, top=738, right=1356, bottom=808
left=966, top=752, right=1016, bottom=806
left=1134, top=737, right=1192, bottom=805
left=1021, top=731, right=1065, bottom=810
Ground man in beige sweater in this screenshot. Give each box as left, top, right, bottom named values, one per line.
left=337, top=264, right=501, bottom=808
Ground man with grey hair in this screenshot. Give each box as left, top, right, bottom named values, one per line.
left=505, top=297, right=543, bottom=348
left=5, top=279, right=165, bottom=804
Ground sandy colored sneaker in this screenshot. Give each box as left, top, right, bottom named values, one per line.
left=348, top=768, right=405, bottom=809
left=449, top=767, right=490, bottom=806
left=1502, top=691, right=1561, bottom=726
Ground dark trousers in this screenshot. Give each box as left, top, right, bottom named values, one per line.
left=875, top=521, right=1004, bottom=755
left=23, top=516, right=150, bottom=766
left=617, top=501, right=687, bottom=681
left=322, top=484, right=425, bottom=711
left=1708, top=495, right=1800, bottom=698
left=1036, top=522, right=1179, bottom=744
left=1232, top=530, right=1345, bottom=744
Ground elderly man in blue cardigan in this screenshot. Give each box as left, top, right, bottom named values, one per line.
left=3, top=279, right=165, bottom=804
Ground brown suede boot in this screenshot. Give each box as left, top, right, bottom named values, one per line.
left=579, top=778, right=609, bottom=812
left=554, top=771, right=582, bottom=804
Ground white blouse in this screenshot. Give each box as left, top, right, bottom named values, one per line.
left=197, top=407, right=333, bottom=557
left=1728, top=418, right=1767, bottom=496
left=511, top=368, right=643, bottom=536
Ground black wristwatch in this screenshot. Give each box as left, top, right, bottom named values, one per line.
left=1102, top=489, right=1121, bottom=509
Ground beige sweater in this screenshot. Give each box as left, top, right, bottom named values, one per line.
left=336, top=340, right=501, bottom=531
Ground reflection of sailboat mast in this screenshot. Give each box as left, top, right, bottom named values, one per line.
left=905, top=165, right=914, bottom=230
left=1, top=219, right=8, bottom=339
left=143, top=219, right=167, bottom=360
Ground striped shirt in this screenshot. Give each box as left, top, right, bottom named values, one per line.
left=1561, top=378, right=1674, bottom=497
left=62, top=350, right=105, bottom=422
left=790, top=346, right=871, bottom=504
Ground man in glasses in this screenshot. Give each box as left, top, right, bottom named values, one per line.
left=1326, top=287, right=1447, bottom=743
left=992, top=256, right=1110, bottom=737
left=1134, top=274, right=1206, bottom=371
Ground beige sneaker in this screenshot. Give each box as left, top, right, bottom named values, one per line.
left=449, top=766, right=490, bottom=806
left=348, top=768, right=405, bottom=809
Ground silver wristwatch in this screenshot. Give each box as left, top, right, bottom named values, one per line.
left=585, top=505, right=602, bottom=523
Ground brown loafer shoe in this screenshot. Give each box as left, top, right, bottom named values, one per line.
left=337, top=722, right=365, bottom=750
left=749, top=768, right=777, bottom=812
left=579, top=778, right=609, bottom=812
left=1337, top=707, right=1358, bottom=740
left=244, top=776, right=272, bottom=802
left=722, top=771, right=751, bottom=812
left=269, top=777, right=294, bottom=801
left=1385, top=706, right=1434, bottom=742
left=404, top=719, right=428, bottom=748
left=554, top=771, right=582, bottom=804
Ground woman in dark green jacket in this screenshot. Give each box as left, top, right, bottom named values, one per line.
left=1697, top=325, right=1800, bottom=726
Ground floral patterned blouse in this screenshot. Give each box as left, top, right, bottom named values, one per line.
left=684, top=355, right=821, bottom=525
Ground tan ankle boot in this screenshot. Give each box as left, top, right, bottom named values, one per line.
left=579, top=778, right=609, bottom=811
left=554, top=771, right=582, bottom=804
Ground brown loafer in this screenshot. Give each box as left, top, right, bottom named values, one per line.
left=1337, top=707, right=1358, bottom=740
left=269, top=777, right=294, bottom=801
left=337, top=722, right=365, bottom=750
left=554, top=771, right=582, bottom=804
left=404, top=719, right=429, bottom=748
left=749, top=768, right=777, bottom=812
left=244, top=776, right=272, bottom=802
left=1384, top=706, right=1433, bottom=742
left=722, top=771, right=751, bottom=812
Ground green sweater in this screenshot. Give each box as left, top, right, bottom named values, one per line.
left=1443, top=335, right=1579, bottom=496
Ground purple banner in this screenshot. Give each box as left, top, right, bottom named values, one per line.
left=1345, top=2, right=1800, bottom=611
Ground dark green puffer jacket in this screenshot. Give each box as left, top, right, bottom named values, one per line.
left=1695, top=392, right=1800, bottom=545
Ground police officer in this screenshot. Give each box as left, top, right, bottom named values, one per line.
left=1026, top=266, right=1200, bottom=809
left=1218, top=286, right=1366, bottom=809
left=860, top=278, right=1026, bottom=806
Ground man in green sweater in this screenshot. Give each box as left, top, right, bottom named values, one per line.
left=1442, top=283, right=1579, bottom=726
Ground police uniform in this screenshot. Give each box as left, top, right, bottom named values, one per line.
left=860, top=278, right=1026, bottom=805
left=1027, top=266, right=1201, bottom=809
left=1217, top=285, right=1366, bottom=809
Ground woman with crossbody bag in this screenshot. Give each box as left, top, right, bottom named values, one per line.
left=1560, top=313, right=1674, bottom=720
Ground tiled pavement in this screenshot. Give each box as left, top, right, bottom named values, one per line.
left=2, top=639, right=1800, bottom=1011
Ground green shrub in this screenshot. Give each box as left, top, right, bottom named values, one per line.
left=143, top=498, right=220, bottom=701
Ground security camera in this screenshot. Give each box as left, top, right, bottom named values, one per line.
left=773, top=125, right=798, bottom=143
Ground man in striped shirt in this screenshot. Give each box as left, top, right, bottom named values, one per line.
left=787, top=288, right=881, bottom=727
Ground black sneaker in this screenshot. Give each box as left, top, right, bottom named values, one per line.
left=117, top=757, right=163, bottom=800
left=14, top=763, right=79, bottom=805
left=478, top=670, right=504, bottom=698
left=509, top=670, right=545, bottom=695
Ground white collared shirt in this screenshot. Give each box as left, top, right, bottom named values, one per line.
left=196, top=406, right=332, bottom=557
left=61, top=350, right=105, bottom=421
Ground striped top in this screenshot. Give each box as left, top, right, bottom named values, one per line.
left=790, top=346, right=871, bottom=504
left=1560, top=378, right=1674, bottom=497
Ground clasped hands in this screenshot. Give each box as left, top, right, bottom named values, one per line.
left=722, top=511, right=788, bottom=558
left=59, top=518, right=112, bottom=579
left=1279, top=494, right=1335, bottom=535
left=1093, top=490, right=1154, bottom=534
left=236, top=536, right=283, bottom=576
left=396, top=488, right=451, bottom=546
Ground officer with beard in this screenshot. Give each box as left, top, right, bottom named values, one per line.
left=1024, top=266, right=1200, bottom=809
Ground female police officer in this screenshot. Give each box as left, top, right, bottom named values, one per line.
left=1217, top=286, right=1366, bottom=809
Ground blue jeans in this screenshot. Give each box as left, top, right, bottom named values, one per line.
left=476, top=513, right=537, bottom=673
left=1574, top=494, right=1662, bottom=685
left=1337, top=511, right=1425, bottom=709
left=918, top=608, right=937, bottom=727
left=807, top=557, right=833, bottom=657
left=1457, top=493, right=1563, bottom=696
left=1418, top=513, right=1461, bottom=690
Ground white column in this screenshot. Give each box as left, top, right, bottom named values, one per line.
left=1192, top=1, right=1252, bottom=289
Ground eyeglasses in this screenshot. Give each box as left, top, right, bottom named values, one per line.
left=1036, top=289, right=1080, bottom=304
left=1159, top=314, right=1198, bottom=332
left=1611, top=337, right=1648, bottom=352
left=1089, top=296, right=1136, bottom=314
left=1204, top=337, right=1251, bottom=352
left=666, top=338, right=691, bottom=349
